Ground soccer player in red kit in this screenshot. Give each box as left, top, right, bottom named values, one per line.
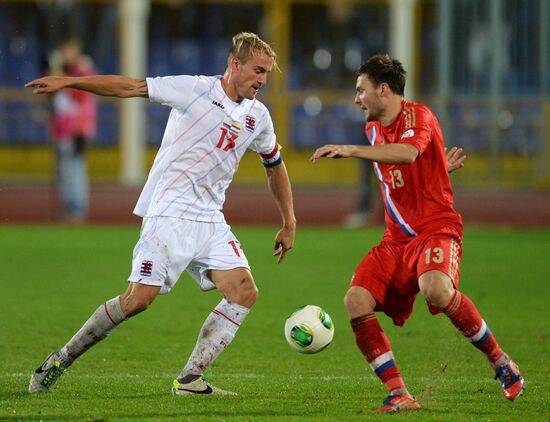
left=310, top=54, right=524, bottom=413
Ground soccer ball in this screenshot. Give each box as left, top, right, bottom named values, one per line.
left=284, top=305, right=334, bottom=354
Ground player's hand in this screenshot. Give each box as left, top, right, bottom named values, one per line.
left=25, top=76, right=67, bottom=94
left=273, top=225, right=295, bottom=264
left=446, top=146, right=466, bottom=173
left=309, top=144, right=354, bottom=162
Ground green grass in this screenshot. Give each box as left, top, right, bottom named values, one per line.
left=1, top=225, right=549, bottom=421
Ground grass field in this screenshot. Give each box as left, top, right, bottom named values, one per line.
left=1, top=225, right=549, bottom=421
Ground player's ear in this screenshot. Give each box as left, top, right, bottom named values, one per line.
left=230, top=56, right=240, bottom=71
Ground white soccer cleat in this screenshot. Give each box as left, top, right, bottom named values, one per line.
left=171, top=377, right=237, bottom=396
left=28, top=351, right=67, bottom=393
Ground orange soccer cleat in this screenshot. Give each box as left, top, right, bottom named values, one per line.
left=373, top=394, right=421, bottom=413
left=494, top=360, right=524, bottom=401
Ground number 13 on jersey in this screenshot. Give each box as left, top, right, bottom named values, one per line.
left=217, top=117, right=242, bottom=152
left=390, top=169, right=404, bottom=189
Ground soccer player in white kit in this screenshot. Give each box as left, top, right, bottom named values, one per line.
left=26, top=32, right=296, bottom=396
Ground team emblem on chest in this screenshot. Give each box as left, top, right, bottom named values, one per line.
left=216, top=116, right=242, bottom=152
left=245, top=115, right=256, bottom=133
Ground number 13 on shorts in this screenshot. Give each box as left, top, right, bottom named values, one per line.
left=419, top=237, right=462, bottom=282
left=425, top=247, right=444, bottom=264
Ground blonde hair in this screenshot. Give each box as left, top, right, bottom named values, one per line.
left=228, top=32, right=279, bottom=72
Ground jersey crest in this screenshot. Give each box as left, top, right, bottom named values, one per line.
left=401, top=129, right=415, bottom=139
left=245, top=114, right=256, bottom=133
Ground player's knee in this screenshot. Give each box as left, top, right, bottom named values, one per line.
left=343, top=290, right=354, bottom=311
left=121, top=295, right=153, bottom=317
left=227, top=275, right=258, bottom=308
left=242, top=277, right=259, bottom=306
left=243, top=281, right=259, bottom=307
left=419, top=272, right=454, bottom=309
left=344, top=286, right=376, bottom=317
left=120, top=284, right=158, bottom=317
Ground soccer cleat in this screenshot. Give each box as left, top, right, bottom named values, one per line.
left=373, top=394, right=421, bottom=413
left=172, top=377, right=237, bottom=396
left=28, top=351, right=67, bottom=393
left=494, top=360, right=524, bottom=400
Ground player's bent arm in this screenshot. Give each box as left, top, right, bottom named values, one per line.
left=266, top=162, right=296, bottom=230
left=25, top=75, right=148, bottom=98
left=265, top=162, right=296, bottom=263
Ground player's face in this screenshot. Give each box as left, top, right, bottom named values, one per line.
left=232, top=50, right=273, bottom=101
left=354, top=74, right=384, bottom=122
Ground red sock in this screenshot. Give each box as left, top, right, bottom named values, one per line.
left=443, top=291, right=505, bottom=364
left=351, top=313, right=407, bottom=393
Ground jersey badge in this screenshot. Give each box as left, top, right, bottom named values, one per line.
left=401, top=129, right=415, bottom=139
left=222, top=116, right=242, bottom=137
left=245, top=115, right=256, bottom=133
left=140, top=260, right=153, bottom=277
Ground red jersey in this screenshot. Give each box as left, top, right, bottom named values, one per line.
left=365, top=100, right=462, bottom=242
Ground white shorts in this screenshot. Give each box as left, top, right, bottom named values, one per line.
left=128, top=216, right=250, bottom=294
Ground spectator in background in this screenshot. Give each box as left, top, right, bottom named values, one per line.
left=47, top=36, right=97, bottom=222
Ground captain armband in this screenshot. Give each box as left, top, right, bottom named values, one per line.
left=260, top=144, right=283, bottom=168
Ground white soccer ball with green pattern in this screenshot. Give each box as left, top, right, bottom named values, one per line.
left=284, top=305, right=334, bottom=354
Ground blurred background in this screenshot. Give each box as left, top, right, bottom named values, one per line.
left=0, top=0, right=549, bottom=225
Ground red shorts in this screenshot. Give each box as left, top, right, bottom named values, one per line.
left=349, top=226, right=462, bottom=327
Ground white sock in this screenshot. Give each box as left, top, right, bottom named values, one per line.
left=59, top=296, right=127, bottom=366
left=178, top=299, right=249, bottom=380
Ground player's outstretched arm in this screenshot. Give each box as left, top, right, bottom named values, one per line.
left=265, top=162, right=296, bottom=264
left=25, top=75, right=148, bottom=98
left=446, top=146, right=466, bottom=173
left=309, top=143, right=418, bottom=165
left=309, top=144, right=356, bottom=161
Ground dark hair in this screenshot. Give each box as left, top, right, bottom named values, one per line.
left=357, top=54, right=406, bottom=96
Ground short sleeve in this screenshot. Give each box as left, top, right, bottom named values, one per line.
left=146, top=75, right=198, bottom=110
left=400, top=105, right=434, bottom=155
left=248, top=109, right=277, bottom=155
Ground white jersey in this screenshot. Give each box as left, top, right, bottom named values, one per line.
left=134, top=75, right=279, bottom=223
